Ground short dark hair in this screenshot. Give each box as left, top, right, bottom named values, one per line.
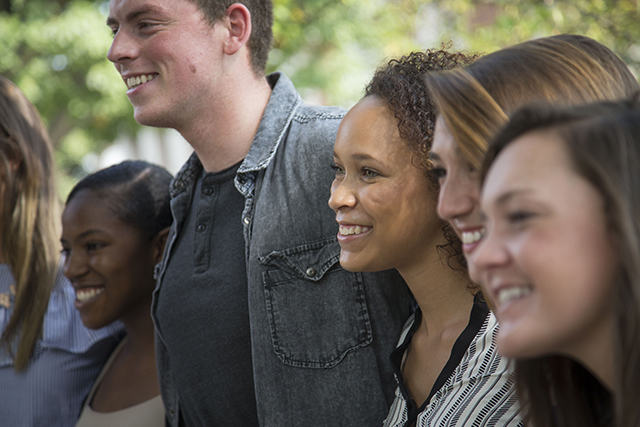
left=67, top=160, right=173, bottom=240
left=189, top=0, right=273, bottom=75
left=482, top=94, right=640, bottom=427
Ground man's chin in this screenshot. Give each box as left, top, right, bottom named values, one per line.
left=133, top=109, right=167, bottom=128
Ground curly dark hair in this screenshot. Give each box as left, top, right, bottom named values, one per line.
left=365, top=48, right=479, bottom=176
left=364, top=48, right=480, bottom=273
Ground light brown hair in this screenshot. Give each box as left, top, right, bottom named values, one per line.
left=426, top=34, right=640, bottom=170
left=0, top=76, right=60, bottom=371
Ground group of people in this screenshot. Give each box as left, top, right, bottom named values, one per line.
left=0, top=0, right=639, bottom=426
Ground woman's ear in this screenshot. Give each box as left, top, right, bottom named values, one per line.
left=152, top=227, right=171, bottom=264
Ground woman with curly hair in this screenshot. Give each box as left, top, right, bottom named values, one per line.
left=328, top=49, right=522, bottom=426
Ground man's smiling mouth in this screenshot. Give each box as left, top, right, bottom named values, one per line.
left=126, top=73, right=158, bottom=89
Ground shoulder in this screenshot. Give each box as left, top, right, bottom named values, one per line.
left=293, top=104, right=346, bottom=124
left=282, top=103, right=346, bottom=158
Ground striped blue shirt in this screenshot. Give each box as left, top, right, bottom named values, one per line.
left=0, top=264, right=123, bottom=426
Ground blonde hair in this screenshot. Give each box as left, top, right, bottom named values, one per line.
left=0, top=76, right=61, bottom=371
left=426, top=34, right=640, bottom=170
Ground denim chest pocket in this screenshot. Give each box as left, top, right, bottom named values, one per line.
left=258, top=238, right=372, bottom=368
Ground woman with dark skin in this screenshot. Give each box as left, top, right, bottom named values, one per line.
left=329, top=49, right=522, bottom=426
left=62, top=160, right=172, bottom=427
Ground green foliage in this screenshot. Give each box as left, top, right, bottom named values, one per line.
left=1, top=0, right=638, bottom=183
left=0, top=0, right=139, bottom=180
left=269, top=0, right=423, bottom=105
left=434, top=0, right=640, bottom=78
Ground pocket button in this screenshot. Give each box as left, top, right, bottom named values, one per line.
left=305, top=267, right=317, bottom=278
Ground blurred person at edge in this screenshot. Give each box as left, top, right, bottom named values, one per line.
left=0, top=75, right=122, bottom=426
left=106, top=0, right=413, bottom=425
left=472, top=97, right=640, bottom=427
left=328, top=49, right=523, bottom=427
left=62, top=160, right=172, bottom=427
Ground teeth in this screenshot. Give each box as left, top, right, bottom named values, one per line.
left=339, top=225, right=371, bottom=236
left=461, top=229, right=485, bottom=244
left=76, top=287, right=105, bottom=303
left=126, top=74, right=157, bottom=89
left=496, top=286, right=532, bottom=306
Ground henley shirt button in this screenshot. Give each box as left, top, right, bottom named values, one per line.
left=306, top=267, right=317, bottom=277
left=243, top=217, right=250, bottom=225
left=196, top=224, right=206, bottom=232
left=202, top=187, right=213, bottom=195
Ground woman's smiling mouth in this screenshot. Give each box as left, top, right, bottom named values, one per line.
left=338, top=225, right=372, bottom=236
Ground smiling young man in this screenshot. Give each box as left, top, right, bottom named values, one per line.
left=106, top=0, right=412, bottom=426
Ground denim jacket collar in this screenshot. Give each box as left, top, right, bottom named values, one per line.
left=169, top=72, right=300, bottom=199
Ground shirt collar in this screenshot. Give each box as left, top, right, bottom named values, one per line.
left=169, top=72, right=301, bottom=198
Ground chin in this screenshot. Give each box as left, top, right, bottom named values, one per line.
left=80, top=318, right=104, bottom=330
left=80, top=314, right=114, bottom=331
left=497, top=335, right=550, bottom=360
left=339, top=253, right=384, bottom=273
left=133, top=108, right=170, bottom=129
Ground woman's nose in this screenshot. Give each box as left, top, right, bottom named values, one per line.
left=328, top=179, right=357, bottom=212
left=62, top=249, right=88, bottom=280
left=467, top=227, right=510, bottom=284
left=437, top=172, right=480, bottom=223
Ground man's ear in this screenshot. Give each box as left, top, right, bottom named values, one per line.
left=222, top=3, right=252, bottom=55
left=152, top=226, right=171, bottom=264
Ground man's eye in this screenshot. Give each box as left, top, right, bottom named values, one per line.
left=138, top=21, right=158, bottom=32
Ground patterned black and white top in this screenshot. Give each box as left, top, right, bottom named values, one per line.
left=384, top=296, right=523, bottom=427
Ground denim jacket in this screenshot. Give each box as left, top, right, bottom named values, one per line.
left=152, top=72, right=413, bottom=427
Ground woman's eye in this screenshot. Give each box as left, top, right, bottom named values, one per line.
left=86, top=242, right=105, bottom=252
left=507, top=211, right=534, bottom=224
left=431, top=167, right=446, bottom=181
left=331, top=163, right=345, bottom=177
left=60, top=247, right=70, bottom=257
left=362, top=168, right=379, bottom=179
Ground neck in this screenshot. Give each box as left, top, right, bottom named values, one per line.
left=398, top=240, right=475, bottom=334
left=568, top=314, right=615, bottom=392
left=177, top=71, right=272, bottom=173
left=120, top=297, right=156, bottom=353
